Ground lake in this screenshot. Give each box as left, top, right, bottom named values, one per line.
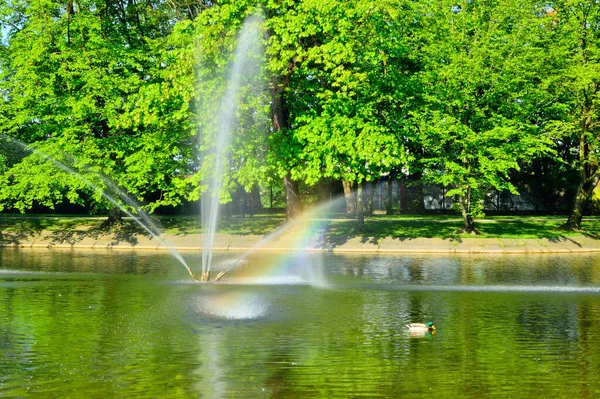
left=1, top=248, right=600, bottom=398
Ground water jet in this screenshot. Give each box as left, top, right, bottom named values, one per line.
left=0, top=135, right=200, bottom=282
left=198, top=13, right=263, bottom=282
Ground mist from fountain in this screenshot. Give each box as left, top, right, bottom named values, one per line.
left=200, top=14, right=263, bottom=282
left=1, top=135, right=199, bottom=281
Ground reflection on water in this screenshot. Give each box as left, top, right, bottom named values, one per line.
left=1, top=249, right=600, bottom=398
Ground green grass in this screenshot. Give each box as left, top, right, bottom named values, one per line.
left=336, top=217, right=600, bottom=239
left=1, top=214, right=599, bottom=240
left=159, top=215, right=285, bottom=235
left=0, top=215, right=102, bottom=232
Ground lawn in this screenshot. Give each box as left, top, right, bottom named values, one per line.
left=1, top=213, right=599, bottom=240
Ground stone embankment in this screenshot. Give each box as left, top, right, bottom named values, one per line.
left=1, top=229, right=600, bottom=254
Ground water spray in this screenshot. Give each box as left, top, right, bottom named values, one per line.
left=199, top=13, right=263, bottom=282
left=1, top=135, right=200, bottom=282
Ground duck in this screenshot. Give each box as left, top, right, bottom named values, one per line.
left=406, top=321, right=436, bottom=335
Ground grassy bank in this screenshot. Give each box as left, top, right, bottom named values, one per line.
left=1, top=214, right=599, bottom=240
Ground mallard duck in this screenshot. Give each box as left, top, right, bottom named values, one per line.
left=406, top=321, right=436, bottom=334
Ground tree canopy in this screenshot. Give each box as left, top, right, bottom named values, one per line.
left=409, top=0, right=556, bottom=231
left=0, top=0, right=598, bottom=230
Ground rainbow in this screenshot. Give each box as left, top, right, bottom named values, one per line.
left=216, top=197, right=345, bottom=285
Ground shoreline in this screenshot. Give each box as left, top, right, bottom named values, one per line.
left=1, top=230, right=600, bottom=254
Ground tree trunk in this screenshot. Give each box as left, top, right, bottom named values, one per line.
left=356, top=182, right=365, bottom=232
left=400, top=179, right=407, bottom=213
left=441, top=186, right=446, bottom=211
left=562, top=102, right=599, bottom=230
left=240, top=190, right=246, bottom=217
left=269, top=59, right=300, bottom=220
left=562, top=176, right=600, bottom=230
left=270, top=79, right=288, bottom=134
left=342, top=180, right=356, bottom=218
left=458, top=190, right=476, bottom=233
left=397, top=178, right=403, bottom=213
left=251, top=184, right=262, bottom=215
left=412, top=174, right=425, bottom=214
left=284, top=173, right=301, bottom=220
left=66, top=1, right=75, bottom=46
left=370, top=182, right=377, bottom=215
left=101, top=206, right=123, bottom=228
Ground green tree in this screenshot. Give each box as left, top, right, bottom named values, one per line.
left=193, top=0, right=414, bottom=224
left=411, top=0, right=555, bottom=232
left=0, top=0, right=198, bottom=215
left=544, top=1, right=600, bottom=230
left=265, top=0, right=414, bottom=227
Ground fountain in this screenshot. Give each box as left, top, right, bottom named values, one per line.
left=0, top=135, right=200, bottom=281
left=1, top=13, right=326, bottom=286
left=199, top=13, right=263, bottom=282
left=0, top=14, right=265, bottom=284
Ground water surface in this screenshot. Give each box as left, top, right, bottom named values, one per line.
left=1, top=249, right=600, bottom=398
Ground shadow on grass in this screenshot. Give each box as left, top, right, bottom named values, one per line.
left=318, top=218, right=600, bottom=250
left=0, top=219, right=153, bottom=248
left=160, top=215, right=285, bottom=236
left=312, top=219, right=465, bottom=250
left=2, top=215, right=600, bottom=251
left=0, top=215, right=286, bottom=248
left=50, top=222, right=149, bottom=247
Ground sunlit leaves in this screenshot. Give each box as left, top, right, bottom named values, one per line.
left=412, top=0, right=556, bottom=227
left=265, top=0, right=412, bottom=187
left=0, top=0, right=198, bottom=213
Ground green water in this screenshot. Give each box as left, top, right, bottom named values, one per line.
left=1, top=249, right=600, bottom=398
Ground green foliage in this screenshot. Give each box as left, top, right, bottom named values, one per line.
left=265, top=0, right=413, bottom=185
left=0, top=0, right=598, bottom=224
left=0, top=141, right=105, bottom=212
left=542, top=1, right=600, bottom=228
left=191, top=1, right=271, bottom=204
left=0, top=0, right=197, bottom=214
left=410, top=0, right=556, bottom=227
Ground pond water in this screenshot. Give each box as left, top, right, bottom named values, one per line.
left=1, top=249, right=600, bottom=398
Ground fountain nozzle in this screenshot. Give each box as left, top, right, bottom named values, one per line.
left=214, top=269, right=228, bottom=281
left=201, top=270, right=210, bottom=282
left=189, top=270, right=200, bottom=282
